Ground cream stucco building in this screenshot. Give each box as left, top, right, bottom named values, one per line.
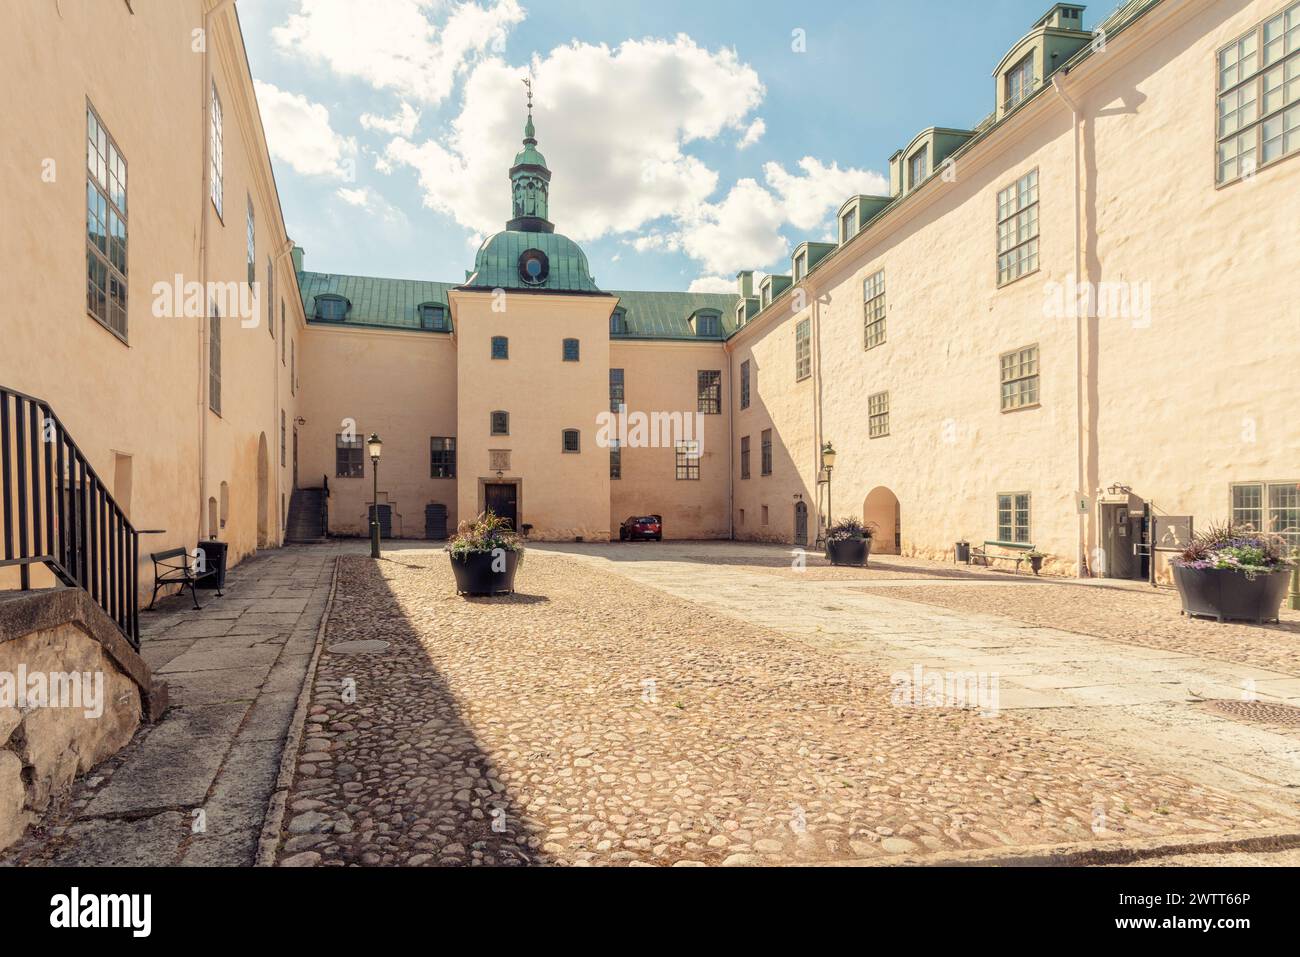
left=3, top=0, right=1299, bottom=636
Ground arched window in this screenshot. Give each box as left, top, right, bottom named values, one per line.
left=491, top=335, right=509, bottom=359
left=418, top=302, right=447, bottom=331
left=562, top=428, right=580, bottom=453
left=562, top=337, right=580, bottom=361
left=491, top=411, right=509, bottom=435
left=313, top=294, right=350, bottom=322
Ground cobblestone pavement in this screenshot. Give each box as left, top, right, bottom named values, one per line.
left=275, top=544, right=1295, bottom=867
left=3, top=545, right=337, bottom=866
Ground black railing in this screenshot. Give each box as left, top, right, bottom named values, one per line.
left=0, top=385, right=140, bottom=648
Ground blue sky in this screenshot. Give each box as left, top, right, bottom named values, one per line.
left=241, top=0, right=1081, bottom=291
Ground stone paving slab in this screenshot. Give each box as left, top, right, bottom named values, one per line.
left=2, top=543, right=342, bottom=866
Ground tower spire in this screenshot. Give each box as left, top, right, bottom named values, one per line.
left=508, top=74, right=553, bottom=233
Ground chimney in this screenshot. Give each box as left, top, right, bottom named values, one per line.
left=291, top=245, right=305, bottom=273
left=736, top=270, right=754, bottom=298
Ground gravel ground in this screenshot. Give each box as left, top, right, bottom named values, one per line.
left=275, top=550, right=1284, bottom=867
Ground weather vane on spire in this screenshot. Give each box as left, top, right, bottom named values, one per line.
left=522, top=75, right=533, bottom=115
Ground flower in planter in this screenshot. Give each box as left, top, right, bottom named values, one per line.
left=1173, top=523, right=1291, bottom=578
left=447, top=510, right=525, bottom=561
left=826, top=517, right=876, bottom=545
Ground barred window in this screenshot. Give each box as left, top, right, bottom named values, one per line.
left=698, top=370, right=722, bottom=414
left=210, top=81, right=223, bottom=217
left=795, top=318, right=811, bottom=381
left=740, top=360, right=751, bottom=409
left=563, top=337, right=580, bottom=361
left=609, top=368, right=625, bottom=412
left=491, top=411, right=509, bottom=436
left=491, top=335, right=509, bottom=359
left=997, top=169, right=1039, bottom=285
left=863, top=270, right=886, bottom=350
left=610, top=440, right=622, bottom=480
left=1000, top=345, right=1040, bottom=411
left=1218, top=3, right=1300, bottom=184
left=868, top=391, right=889, bottom=438
left=419, top=303, right=447, bottom=331
left=740, top=435, right=751, bottom=480
left=86, top=104, right=128, bottom=340
left=562, top=429, right=581, bottom=453
left=208, top=305, right=222, bottom=416
left=760, top=429, right=772, bottom=476
left=1232, top=482, right=1300, bottom=548
left=675, top=440, right=700, bottom=480
left=336, top=434, right=364, bottom=478
left=431, top=437, right=456, bottom=478
left=997, top=492, right=1032, bottom=544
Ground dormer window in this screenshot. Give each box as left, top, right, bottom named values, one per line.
left=760, top=286, right=771, bottom=308
left=314, top=294, right=349, bottom=322
left=840, top=207, right=858, bottom=243
left=908, top=147, right=929, bottom=189
left=1005, top=52, right=1036, bottom=112
left=610, top=308, right=628, bottom=335
left=694, top=311, right=721, bottom=337
left=793, top=251, right=807, bottom=281
left=418, top=302, right=447, bottom=331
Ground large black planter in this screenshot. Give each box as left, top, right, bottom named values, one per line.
left=826, top=537, right=871, bottom=567
left=1172, top=564, right=1289, bottom=624
left=449, top=549, right=521, bottom=596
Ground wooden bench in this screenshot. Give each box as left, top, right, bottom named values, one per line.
left=969, top=540, right=1036, bottom=575
left=147, top=546, right=202, bottom=611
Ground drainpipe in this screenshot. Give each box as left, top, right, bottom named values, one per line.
left=726, top=341, right=735, bottom=540
left=1053, top=70, right=1088, bottom=578
left=810, top=286, right=825, bottom=545
left=197, top=0, right=237, bottom=544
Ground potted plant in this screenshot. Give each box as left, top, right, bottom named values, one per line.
left=1171, top=523, right=1292, bottom=624
left=825, top=517, right=876, bottom=566
left=447, top=510, right=524, bottom=595
left=1026, top=550, right=1045, bottom=576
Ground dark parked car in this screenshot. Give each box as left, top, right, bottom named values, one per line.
left=619, top=515, right=663, bottom=541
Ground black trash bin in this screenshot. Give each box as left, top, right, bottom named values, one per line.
left=194, top=539, right=228, bottom=594
left=954, top=541, right=971, bottom=564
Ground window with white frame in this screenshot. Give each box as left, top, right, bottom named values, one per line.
left=210, top=81, right=223, bottom=217
left=1217, top=2, right=1300, bottom=184
left=997, top=169, right=1039, bottom=285
left=1000, top=345, right=1040, bottom=410
left=863, top=270, right=886, bottom=350
left=793, top=251, right=807, bottom=281
left=868, top=391, right=889, bottom=438
left=1232, top=481, right=1300, bottom=547
left=908, top=147, right=928, bottom=188
left=1005, top=52, right=1035, bottom=111
left=85, top=104, right=128, bottom=340
left=841, top=207, right=858, bottom=242
left=795, top=318, right=811, bottom=380
left=997, top=492, right=1031, bottom=544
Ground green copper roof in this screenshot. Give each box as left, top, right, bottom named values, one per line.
left=298, top=271, right=456, bottom=331
left=463, top=230, right=600, bottom=292
left=610, top=290, right=740, bottom=339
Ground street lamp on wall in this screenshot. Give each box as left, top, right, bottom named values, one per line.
left=368, top=433, right=383, bottom=559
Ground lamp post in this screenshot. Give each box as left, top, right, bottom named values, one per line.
left=821, top=441, right=837, bottom=541
left=367, top=432, right=383, bottom=559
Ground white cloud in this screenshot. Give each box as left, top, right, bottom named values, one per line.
left=737, top=117, right=765, bottom=150
left=765, top=157, right=887, bottom=231
left=687, top=275, right=737, bottom=294
left=272, top=0, right=524, bottom=106
left=335, top=185, right=406, bottom=223
left=383, top=35, right=764, bottom=241
left=360, top=101, right=421, bottom=137
left=254, top=80, right=358, bottom=179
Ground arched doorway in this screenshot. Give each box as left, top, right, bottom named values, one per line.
left=793, top=501, right=809, bottom=546
left=257, top=433, right=270, bottom=548
left=864, top=486, right=900, bottom=555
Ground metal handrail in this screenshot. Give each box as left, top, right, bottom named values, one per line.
left=0, top=385, right=140, bottom=648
